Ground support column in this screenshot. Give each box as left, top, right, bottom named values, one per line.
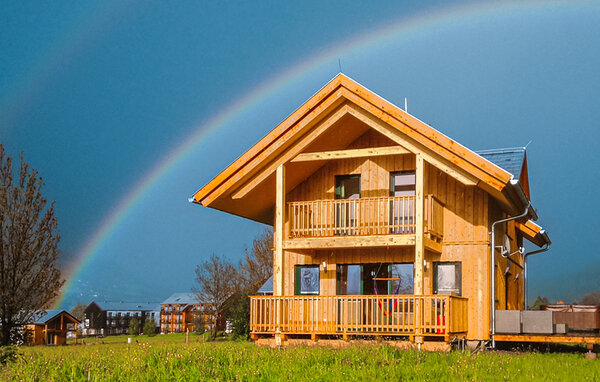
left=274, top=164, right=285, bottom=296
left=414, top=154, right=425, bottom=344
left=415, top=154, right=424, bottom=295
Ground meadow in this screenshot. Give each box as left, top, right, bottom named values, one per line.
left=2, top=333, right=600, bottom=381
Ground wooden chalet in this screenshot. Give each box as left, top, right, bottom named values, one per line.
left=191, top=74, right=554, bottom=345
left=25, top=310, right=79, bottom=346
left=160, top=293, right=213, bottom=333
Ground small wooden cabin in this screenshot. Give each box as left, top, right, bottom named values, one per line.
left=26, top=310, right=79, bottom=346
left=191, top=74, right=551, bottom=344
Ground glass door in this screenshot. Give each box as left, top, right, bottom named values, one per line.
left=335, top=175, right=360, bottom=235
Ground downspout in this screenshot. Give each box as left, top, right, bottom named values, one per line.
left=490, top=179, right=533, bottom=348
left=490, top=203, right=530, bottom=348
left=522, top=231, right=551, bottom=309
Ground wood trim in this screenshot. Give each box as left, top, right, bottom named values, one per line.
left=290, top=146, right=410, bottom=162
left=274, top=165, right=285, bottom=296
left=424, top=237, right=442, bottom=254
left=495, top=334, right=600, bottom=344
left=283, top=234, right=416, bottom=249
left=231, top=103, right=353, bottom=200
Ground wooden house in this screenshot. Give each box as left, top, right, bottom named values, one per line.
left=83, top=301, right=160, bottom=336
left=25, top=310, right=79, bottom=346
left=160, top=293, right=213, bottom=333
left=191, top=74, right=551, bottom=345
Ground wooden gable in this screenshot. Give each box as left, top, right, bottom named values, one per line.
left=192, top=74, right=529, bottom=225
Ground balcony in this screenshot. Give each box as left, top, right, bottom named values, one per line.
left=250, top=295, right=467, bottom=339
left=286, top=195, right=443, bottom=250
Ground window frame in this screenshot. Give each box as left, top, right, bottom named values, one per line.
left=295, top=265, right=320, bottom=295
left=433, top=262, right=462, bottom=296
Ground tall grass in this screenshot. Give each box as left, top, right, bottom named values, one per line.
left=2, top=335, right=599, bottom=381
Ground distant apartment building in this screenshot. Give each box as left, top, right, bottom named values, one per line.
left=82, top=301, right=160, bottom=336
left=160, top=293, right=213, bottom=333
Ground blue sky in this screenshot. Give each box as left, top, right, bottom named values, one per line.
left=1, top=1, right=599, bottom=308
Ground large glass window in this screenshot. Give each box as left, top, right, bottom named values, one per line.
left=434, top=262, right=462, bottom=296
left=335, top=175, right=361, bottom=199
left=295, top=265, right=320, bottom=295
left=337, top=263, right=414, bottom=295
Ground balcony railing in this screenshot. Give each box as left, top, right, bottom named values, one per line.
left=250, top=295, right=467, bottom=337
left=288, top=195, right=444, bottom=239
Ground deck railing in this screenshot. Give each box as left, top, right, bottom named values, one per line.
left=250, top=295, right=467, bottom=336
left=288, top=195, right=443, bottom=239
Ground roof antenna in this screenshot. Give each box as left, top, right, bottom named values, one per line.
left=404, top=97, right=408, bottom=112
left=524, top=140, right=533, bottom=150
left=338, top=58, right=342, bottom=73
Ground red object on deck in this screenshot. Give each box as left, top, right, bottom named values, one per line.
left=436, top=315, right=446, bottom=334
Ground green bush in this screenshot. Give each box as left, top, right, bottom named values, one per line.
left=143, top=317, right=156, bottom=336
left=128, top=317, right=139, bottom=336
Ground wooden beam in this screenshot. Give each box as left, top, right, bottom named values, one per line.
left=291, top=146, right=410, bottom=162
left=495, top=334, right=600, bottom=344
left=274, top=164, right=285, bottom=296
left=283, top=234, right=415, bottom=250
left=424, top=237, right=442, bottom=254
left=232, top=104, right=355, bottom=200
left=414, top=154, right=425, bottom=295
left=343, top=103, right=479, bottom=187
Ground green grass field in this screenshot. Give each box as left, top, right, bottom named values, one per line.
left=2, top=334, right=599, bottom=381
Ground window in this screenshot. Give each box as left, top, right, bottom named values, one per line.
left=434, top=262, right=462, bottom=296
left=295, top=265, right=320, bottom=295
left=335, top=175, right=361, bottom=235
left=389, top=171, right=415, bottom=233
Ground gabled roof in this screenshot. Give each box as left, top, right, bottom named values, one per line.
left=257, top=276, right=273, bottom=295
left=191, top=74, right=536, bottom=224
left=476, top=147, right=526, bottom=180
left=31, top=310, right=80, bottom=325
left=90, top=301, right=161, bottom=312
left=161, top=293, right=201, bottom=306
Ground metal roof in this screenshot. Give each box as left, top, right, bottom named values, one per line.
left=476, top=147, right=526, bottom=179
left=161, top=292, right=201, bottom=306
left=92, top=301, right=161, bottom=312
left=257, top=276, right=273, bottom=294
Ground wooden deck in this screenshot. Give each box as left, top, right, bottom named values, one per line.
left=495, top=333, right=600, bottom=345
left=250, top=295, right=467, bottom=340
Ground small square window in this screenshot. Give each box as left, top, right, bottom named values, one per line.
left=434, top=262, right=462, bottom=296
left=295, top=265, right=320, bottom=295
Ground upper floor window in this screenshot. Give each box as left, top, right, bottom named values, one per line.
left=335, top=175, right=360, bottom=199
left=390, top=171, right=415, bottom=197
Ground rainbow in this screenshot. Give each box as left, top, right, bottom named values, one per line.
left=54, top=0, right=571, bottom=308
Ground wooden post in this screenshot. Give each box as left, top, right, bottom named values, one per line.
left=414, top=154, right=425, bottom=344
left=186, top=328, right=189, bottom=344
left=274, top=164, right=285, bottom=296
left=415, top=154, right=424, bottom=295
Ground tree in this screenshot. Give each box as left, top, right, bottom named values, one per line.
left=143, top=317, right=156, bottom=336
left=193, top=313, right=206, bottom=335
left=129, top=317, right=139, bottom=335
left=239, top=228, right=273, bottom=291
left=229, top=229, right=273, bottom=340
left=193, top=255, right=238, bottom=340
left=578, top=292, right=600, bottom=306
left=530, top=296, right=550, bottom=310
left=71, top=303, right=87, bottom=322
left=0, top=145, right=63, bottom=346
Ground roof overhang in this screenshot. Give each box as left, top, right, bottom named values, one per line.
left=516, top=219, right=551, bottom=247
left=191, top=74, right=535, bottom=224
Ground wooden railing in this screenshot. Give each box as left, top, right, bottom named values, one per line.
left=288, top=195, right=443, bottom=239
left=250, top=295, right=467, bottom=337
left=424, top=195, right=444, bottom=241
